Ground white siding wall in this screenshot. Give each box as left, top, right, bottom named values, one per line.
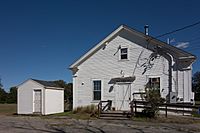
left=73, top=76, right=77, bottom=109
left=177, top=69, right=193, bottom=103
left=44, top=89, right=64, bottom=115
left=17, top=80, right=44, bottom=114
left=73, top=35, right=172, bottom=109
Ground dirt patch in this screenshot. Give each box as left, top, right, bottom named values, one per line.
left=0, top=114, right=200, bottom=133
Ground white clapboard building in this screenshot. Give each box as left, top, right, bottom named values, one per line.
left=70, top=25, right=196, bottom=110
left=17, top=79, right=64, bottom=115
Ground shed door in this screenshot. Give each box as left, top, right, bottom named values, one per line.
left=34, top=90, right=41, bottom=113
left=115, top=84, right=131, bottom=110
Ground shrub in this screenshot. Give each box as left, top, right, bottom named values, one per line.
left=72, top=104, right=98, bottom=117
left=143, top=88, right=165, bottom=118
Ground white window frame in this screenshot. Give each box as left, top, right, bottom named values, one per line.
left=119, top=47, right=129, bottom=60
left=92, top=79, right=102, bottom=101
left=148, top=76, right=162, bottom=93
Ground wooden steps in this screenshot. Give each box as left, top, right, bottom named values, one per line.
left=99, top=111, right=131, bottom=120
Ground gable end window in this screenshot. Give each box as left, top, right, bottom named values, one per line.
left=120, top=48, right=128, bottom=60
left=93, top=80, right=101, bottom=100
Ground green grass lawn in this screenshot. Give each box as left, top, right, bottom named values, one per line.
left=195, top=101, right=200, bottom=105
left=0, top=104, right=17, bottom=115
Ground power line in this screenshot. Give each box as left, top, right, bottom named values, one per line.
left=153, top=20, right=200, bottom=39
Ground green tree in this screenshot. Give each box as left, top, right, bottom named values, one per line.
left=0, top=83, right=7, bottom=103
left=7, top=87, right=17, bottom=103
left=193, top=71, right=200, bottom=101
left=65, top=83, right=73, bottom=107
left=54, top=80, right=66, bottom=88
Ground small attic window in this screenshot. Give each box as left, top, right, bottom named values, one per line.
left=120, top=48, right=128, bottom=60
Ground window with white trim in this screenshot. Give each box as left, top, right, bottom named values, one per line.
left=120, top=48, right=128, bottom=60
left=148, top=77, right=160, bottom=91
left=93, top=80, right=101, bottom=100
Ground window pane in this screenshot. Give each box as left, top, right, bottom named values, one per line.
left=93, top=81, right=101, bottom=90
left=152, top=78, right=159, bottom=82
left=121, top=48, right=127, bottom=54
left=121, top=54, right=127, bottom=59
left=121, top=48, right=128, bottom=60
left=93, top=80, right=101, bottom=100
left=149, top=77, right=160, bottom=90
left=94, top=91, right=101, bottom=100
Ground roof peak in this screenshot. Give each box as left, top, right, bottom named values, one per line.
left=69, top=25, right=196, bottom=69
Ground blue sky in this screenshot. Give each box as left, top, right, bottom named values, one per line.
left=0, top=0, right=200, bottom=91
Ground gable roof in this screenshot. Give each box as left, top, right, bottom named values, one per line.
left=31, top=79, right=61, bottom=88
left=69, top=25, right=196, bottom=69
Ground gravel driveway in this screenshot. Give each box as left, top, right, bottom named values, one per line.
left=0, top=115, right=200, bottom=133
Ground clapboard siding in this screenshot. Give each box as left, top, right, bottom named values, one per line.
left=18, top=79, right=64, bottom=115
left=44, top=89, right=64, bottom=115
left=71, top=26, right=195, bottom=110
left=73, top=35, right=173, bottom=108
left=17, top=80, right=44, bottom=114
left=177, top=69, right=193, bottom=102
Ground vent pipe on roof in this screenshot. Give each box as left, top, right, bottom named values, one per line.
left=144, top=25, right=149, bottom=35
left=167, top=38, right=170, bottom=44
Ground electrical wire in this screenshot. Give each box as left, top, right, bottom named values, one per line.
left=153, top=20, right=200, bottom=39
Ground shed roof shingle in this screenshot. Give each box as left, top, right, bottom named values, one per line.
left=32, top=79, right=60, bottom=88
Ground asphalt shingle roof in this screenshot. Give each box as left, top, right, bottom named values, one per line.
left=32, top=79, right=60, bottom=88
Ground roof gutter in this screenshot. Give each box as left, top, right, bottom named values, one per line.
left=178, top=56, right=196, bottom=60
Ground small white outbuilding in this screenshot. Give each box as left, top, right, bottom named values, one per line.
left=17, top=79, right=64, bottom=115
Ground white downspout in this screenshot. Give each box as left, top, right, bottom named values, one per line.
left=183, top=71, right=184, bottom=102
left=176, top=60, right=178, bottom=100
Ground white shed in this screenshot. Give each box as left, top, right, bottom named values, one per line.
left=17, top=79, right=64, bottom=115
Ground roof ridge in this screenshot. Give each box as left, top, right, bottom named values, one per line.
left=69, top=25, right=196, bottom=69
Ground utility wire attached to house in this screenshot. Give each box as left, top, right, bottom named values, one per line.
left=154, top=20, right=200, bottom=39
left=145, top=20, right=200, bottom=53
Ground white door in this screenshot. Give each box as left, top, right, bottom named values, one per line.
left=34, top=90, right=41, bottom=113
left=115, top=84, right=131, bottom=110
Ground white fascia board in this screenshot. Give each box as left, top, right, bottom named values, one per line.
left=17, top=79, right=44, bottom=89
left=44, top=86, right=64, bottom=90
left=178, top=56, right=196, bottom=60
left=69, top=24, right=196, bottom=69
left=69, top=25, right=124, bottom=69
